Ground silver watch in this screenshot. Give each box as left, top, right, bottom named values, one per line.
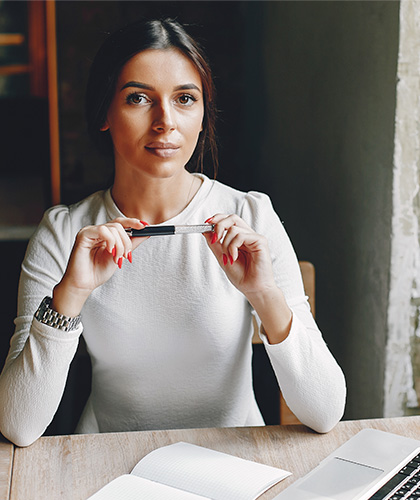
left=34, top=296, right=82, bottom=332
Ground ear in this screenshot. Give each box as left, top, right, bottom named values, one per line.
left=100, top=122, right=109, bottom=132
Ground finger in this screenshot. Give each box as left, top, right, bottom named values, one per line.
left=111, top=222, right=133, bottom=255
left=111, top=217, right=144, bottom=230
left=77, top=225, right=115, bottom=255
left=207, top=213, right=251, bottom=229
left=106, top=226, right=134, bottom=268
left=96, top=225, right=122, bottom=263
left=225, top=228, right=268, bottom=265
left=223, top=229, right=256, bottom=264
left=109, top=218, right=150, bottom=262
left=123, top=219, right=150, bottom=253
left=107, top=218, right=145, bottom=250
left=221, top=227, right=244, bottom=263
left=202, top=231, right=225, bottom=263
left=206, top=214, right=252, bottom=244
left=204, top=214, right=224, bottom=244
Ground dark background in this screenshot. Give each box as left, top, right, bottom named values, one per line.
left=0, top=1, right=401, bottom=434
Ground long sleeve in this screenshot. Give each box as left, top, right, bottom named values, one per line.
left=0, top=178, right=346, bottom=446
left=261, top=311, right=346, bottom=433
left=0, top=206, right=82, bottom=447
left=241, top=192, right=346, bottom=433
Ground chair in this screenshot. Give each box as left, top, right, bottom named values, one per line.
left=252, top=261, right=315, bottom=425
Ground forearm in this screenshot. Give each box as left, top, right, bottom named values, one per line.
left=0, top=319, right=81, bottom=447
left=263, top=312, right=346, bottom=433
left=246, top=286, right=293, bottom=344
left=247, top=286, right=345, bottom=433
left=52, top=279, right=91, bottom=318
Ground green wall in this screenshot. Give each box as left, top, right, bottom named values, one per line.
left=250, top=1, right=400, bottom=419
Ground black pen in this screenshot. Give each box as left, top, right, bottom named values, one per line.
left=125, top=224, right=214, bottom=237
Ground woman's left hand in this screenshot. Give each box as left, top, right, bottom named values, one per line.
left=203, top=214, right=277, bottom=298
left=204, top=214, right=293, bottom=344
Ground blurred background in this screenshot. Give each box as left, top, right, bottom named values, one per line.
left=1, top=0, right=413, bottom=434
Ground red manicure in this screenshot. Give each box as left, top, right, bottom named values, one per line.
left=140, top=220, right=149, bottom=226
left=229, top=255, right=234, bottom=265
left=112, top=246, right=116, bottom=257
left=128, top=251, right=132, bottom=263
left=118, top=257, right=123, bottom=269
left=205, top=217, right=213, bottom=223
left=223, top=254, right=228, bottom=266
left=211, top=232, right=218, bottom=245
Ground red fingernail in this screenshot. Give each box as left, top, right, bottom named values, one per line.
left=140, top=220, right=149, bottom=226
left=112, top=246, right=116, bottom=257
left=223, top=254, right=228, bottom=266
left=205, top=217, right=213, bottom=223
left=211, top=232, right=218, bottom=245
left=118, top=257, right=123, bottom=269
left=229, top=255, right=234, bottom=265
left=128, top=251, right=132, bottom=263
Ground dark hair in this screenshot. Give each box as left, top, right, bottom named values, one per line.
left=86, top=18, right=218, bottom=176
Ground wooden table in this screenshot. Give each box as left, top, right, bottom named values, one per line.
left=2, top=416, right=420, bottom=499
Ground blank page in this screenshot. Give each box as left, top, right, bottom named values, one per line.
left=131, top=442, right=291, bottom=500
left=88, top=474, right=209, bottom=499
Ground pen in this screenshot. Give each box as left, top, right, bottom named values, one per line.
left=125, top=224, right=215, bottom=237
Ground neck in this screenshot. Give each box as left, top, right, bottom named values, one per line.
left=111, top=170, right=202, bottom=225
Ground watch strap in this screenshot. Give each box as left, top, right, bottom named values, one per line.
left=34, top=296, right=82, bottom=332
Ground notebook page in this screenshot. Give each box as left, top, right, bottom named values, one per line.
left=131, top=442, right=291, bottom=500
left=87, top=474, right=210, bottom=499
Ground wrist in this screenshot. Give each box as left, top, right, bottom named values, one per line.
left=247, top=286, right=293, bottom=344
left=35, top=296, right=82, bottom=332
left=52, top=280, right=90, bottom=318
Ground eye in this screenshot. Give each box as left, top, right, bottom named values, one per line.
left=176, top=94, right=197, bottom=106
left=125, top=92, right=150, bottom=105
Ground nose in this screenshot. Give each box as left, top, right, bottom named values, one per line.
left=152, top=101, right=175, bottom=133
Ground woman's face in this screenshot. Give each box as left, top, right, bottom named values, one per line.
left=101, top=48, right=204, bottom=179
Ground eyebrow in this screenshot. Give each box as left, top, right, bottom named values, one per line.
left=120, top=81, right=201, bottom=92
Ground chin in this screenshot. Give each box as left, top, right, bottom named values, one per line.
left=142, top=163, right=189, bottom=180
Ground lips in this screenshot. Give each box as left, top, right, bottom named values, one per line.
left=145, top=142, right=180, bottom=158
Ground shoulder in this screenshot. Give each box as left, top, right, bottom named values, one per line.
left=207, top=178, right=275, bottom=216
left=67, top=189, right=110, bottom=227
left=30, top=190, right=109, bottom=253
left=208, top=179, right=293, bottom=252
left=42, top=190, right=108, bottom=233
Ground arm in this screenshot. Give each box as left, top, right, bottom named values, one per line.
left=203, top=192, right=346, bottom=433
left=0, top=206, right=80, bottom=446
left=0, top=207, right=145, bottom=447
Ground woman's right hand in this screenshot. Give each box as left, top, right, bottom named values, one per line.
left=51, top=218, right=147, bottom=317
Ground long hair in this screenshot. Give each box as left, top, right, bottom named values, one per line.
left=86, top=18, right=218, bottom=176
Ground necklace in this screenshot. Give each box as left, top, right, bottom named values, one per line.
left=185, top=175, right=196, bottom=208
left=184, top=175, right=203, bottom=211
left=111, top=174, right=202, bottom=223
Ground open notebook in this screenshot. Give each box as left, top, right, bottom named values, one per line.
left=88, top=441, right=291, bottom=500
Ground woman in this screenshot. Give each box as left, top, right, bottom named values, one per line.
left=0, top=19, right=346, bottom=447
